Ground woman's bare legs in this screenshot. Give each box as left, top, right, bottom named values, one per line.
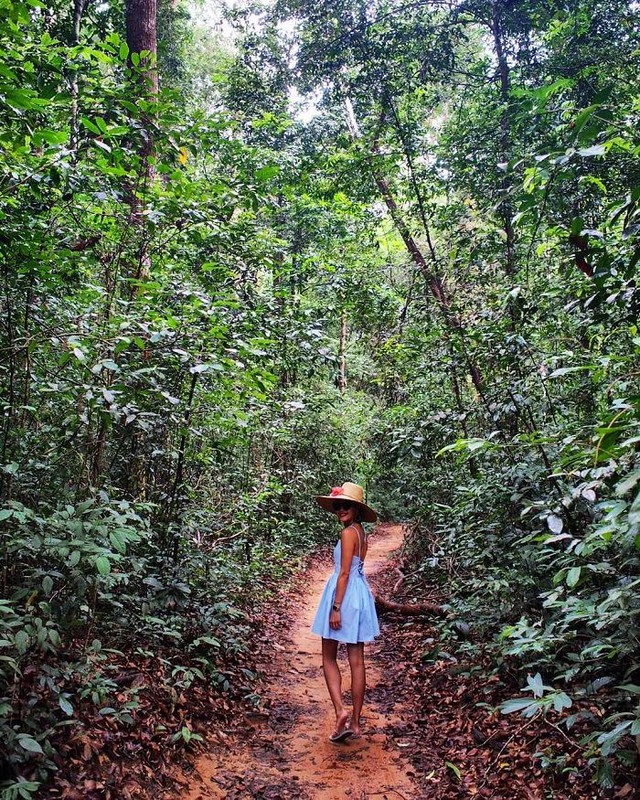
left=321, top=638, right=349, bottom=736
left=347, top=642, right=365, bottom=735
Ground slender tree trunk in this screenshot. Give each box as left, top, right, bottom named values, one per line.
left=20, top=276, right=33, bottom=428
left=90, top=417, right=107, bottom=488
left=338, top=309, right=347, bottom=393
left=273, top=250, right=291, bottom=388
left=344, top=99, right=484, bottom=393
left=490, top=2, right=516, bottom=278
left=449, top=354, right=478, bottom=477
left=122, top=0, right=159, bottom=495
left=69, top=0, right=88, bottom=154
left=385, top=95, right=439, bottom=264
left=0, top=263, right=15, bottom=500
left=369, top=164, right=484, bottom=394
left=167, top=370, right=198, bottom=521
left=125, top=0, right=158, bottom=284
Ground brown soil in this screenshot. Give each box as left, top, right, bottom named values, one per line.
left=176, top=524, right=419, bottom=800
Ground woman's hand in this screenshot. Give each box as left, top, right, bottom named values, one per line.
left=330, top=609, right=341, bottom=630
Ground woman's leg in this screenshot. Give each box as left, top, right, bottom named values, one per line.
left=321, top=638, right=349, bottom=735
left=346, top=642, right=365, bottom=735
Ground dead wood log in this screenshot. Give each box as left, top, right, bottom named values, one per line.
left=374, top=595, right=445, bottom=618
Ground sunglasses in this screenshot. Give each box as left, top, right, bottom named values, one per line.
left=332, top=500, right=355, bottom=511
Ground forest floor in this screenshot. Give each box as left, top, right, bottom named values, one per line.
left=167, top=524, right=636, bottom=800
left=173, top=524, right=417, bottom=800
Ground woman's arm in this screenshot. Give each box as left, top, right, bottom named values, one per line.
left=329, top=526, right=358, bottom=630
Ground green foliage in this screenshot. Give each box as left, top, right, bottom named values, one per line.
left=273, top=0, right=640, bottom=786
left=0, top=2, right=391, bottom=792
left=1, top=0, right=639, bottom=793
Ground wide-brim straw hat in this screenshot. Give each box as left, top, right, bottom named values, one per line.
left=315, top=482, right=378, bottom=523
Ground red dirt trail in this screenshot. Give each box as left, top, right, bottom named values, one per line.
left=177, top=524, right=419, bottom=800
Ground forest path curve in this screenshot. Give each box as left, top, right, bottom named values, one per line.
left=177, top=524, right=419, bottom=800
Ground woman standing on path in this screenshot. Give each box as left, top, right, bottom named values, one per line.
left=311, top=482, right=380, bottom=743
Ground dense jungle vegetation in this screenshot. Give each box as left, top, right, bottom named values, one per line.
left=0, top=0, right=638, bottom=796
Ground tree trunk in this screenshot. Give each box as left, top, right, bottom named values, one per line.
left=121, top=0, right=159, bottom=495
left=344, top=98, right=484, bottom=394
left=490, top=2, right=516, bottom=278
left=125, top=0, right=158, bottom=284
left=369, top=167, right=484, bottom=394
left=126, top=0, right=159, bottom=99
left=338, top=309, right=347, bottom=393
left=0, top=261, right=15, bottom=501
left=69, top=0, right=88, bottom=154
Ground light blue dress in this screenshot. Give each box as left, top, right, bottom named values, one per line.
left=311, top=529, right=380, bottom=644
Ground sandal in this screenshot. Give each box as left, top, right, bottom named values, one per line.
left=329, top=728, right=354, bottom=743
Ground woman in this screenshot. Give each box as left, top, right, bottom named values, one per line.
left=311, top=481, right=380, bottom=743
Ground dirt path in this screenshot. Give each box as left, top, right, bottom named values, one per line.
left=178, top=524, right=419, bottom=800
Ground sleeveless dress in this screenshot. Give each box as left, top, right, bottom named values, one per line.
left=311, top=528, right=380, bottom=644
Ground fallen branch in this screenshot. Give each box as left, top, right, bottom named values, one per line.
left=392, top=567, right=423, bottom=594
left=543, top=716, right=588, bottom=752
left=477, top=716, right=538, bottom=790
left=393, top=568, right=406, bottom=594
left=374, top=595, right=445, bottom=617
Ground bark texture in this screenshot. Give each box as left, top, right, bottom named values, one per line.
left=126, top=0, right=159, bottom=96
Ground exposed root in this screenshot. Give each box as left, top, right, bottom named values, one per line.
left=374, top=594, right=445, bottom=617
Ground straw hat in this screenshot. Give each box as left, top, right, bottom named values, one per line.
left=315, top=482, right=378, bottom=523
